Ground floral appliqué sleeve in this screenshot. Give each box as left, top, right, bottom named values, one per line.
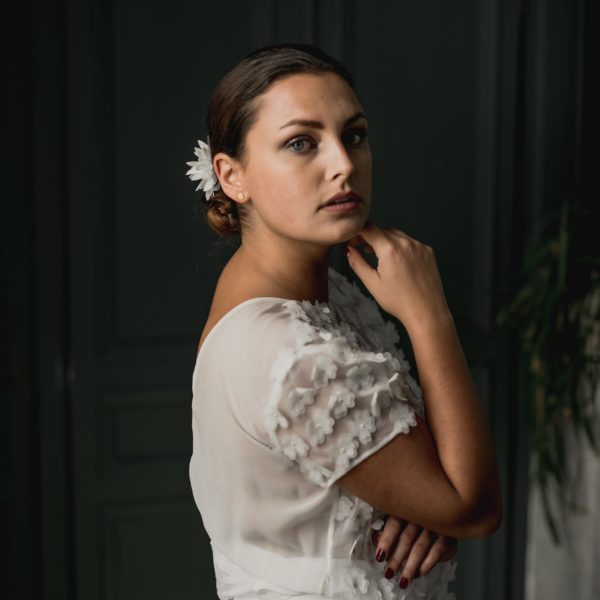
left=263, top=299, right=420, bottom=488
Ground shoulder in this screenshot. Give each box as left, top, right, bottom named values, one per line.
left=205, top=296, right=295, bottom=345
left=204, top=293, right=365, bottom=400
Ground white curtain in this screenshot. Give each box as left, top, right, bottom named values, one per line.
left=525, top=380, right=600, bottom=600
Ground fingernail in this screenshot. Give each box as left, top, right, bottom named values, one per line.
left=399, top=577, right=409, bottom=589
left=384, top=567, right=394, bottom=579
left=375, top=548, right=386, bottom=562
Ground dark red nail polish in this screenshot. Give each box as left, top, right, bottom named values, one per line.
left=399, top=577, right=409, bottom=589
left=375, top=548, right=386, bottom=562
left=385, top=567, right=394, bottom=579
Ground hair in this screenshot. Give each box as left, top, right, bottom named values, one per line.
left=201, top=43, right=356, bottom=237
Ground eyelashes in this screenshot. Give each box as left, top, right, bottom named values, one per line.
left=285, top=127, right=369, bottom=154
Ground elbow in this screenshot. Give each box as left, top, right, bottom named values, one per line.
left=461, top=489, right=503, bottom=538
left=429, top=488, right=502, bottom=539
left=469, top=506, right=503, bottom=538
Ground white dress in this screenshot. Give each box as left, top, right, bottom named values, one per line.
left=189, top=266, right=458, bottom=600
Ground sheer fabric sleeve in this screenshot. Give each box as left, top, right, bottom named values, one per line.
left=327, top=266, right=426, bottom=422
left=263, top=303, right=420, bottom=488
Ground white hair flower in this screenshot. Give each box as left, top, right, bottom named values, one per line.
left=185, top=138, right=221, bottom=200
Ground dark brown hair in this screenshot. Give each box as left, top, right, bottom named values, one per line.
left=200, top=43, right=356, bottom=236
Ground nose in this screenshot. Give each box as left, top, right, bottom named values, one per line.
left=325, top=138, right=355, bottom=182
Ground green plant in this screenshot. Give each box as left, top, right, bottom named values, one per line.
left=496, top=199, right=600, bottom=544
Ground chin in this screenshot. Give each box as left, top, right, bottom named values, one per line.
left=327, top=221, right=368, bottom=245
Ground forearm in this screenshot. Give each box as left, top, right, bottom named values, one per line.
left=404, top=311, right=502, bottom=527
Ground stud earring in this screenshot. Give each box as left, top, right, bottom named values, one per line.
left=237, top=192, right=244, bottom=201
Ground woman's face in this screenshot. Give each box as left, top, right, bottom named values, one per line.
left=225, top=72, right=372, bottom=245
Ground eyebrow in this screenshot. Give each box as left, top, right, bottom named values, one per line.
left=279, top=111, right=368, bottom=130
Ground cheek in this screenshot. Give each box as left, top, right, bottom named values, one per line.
left=269, top=191, right=311, bottom=227
left=249, top=153, right=303, bottom=197
left=250, top=158, right=319, bottom=221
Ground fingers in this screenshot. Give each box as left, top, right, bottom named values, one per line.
left=346, top=222, right=416, bottom=257
left=347, top=236, right=375, bottom=253
left=346, top=240, right=380, bottom=284
left=346, top=220, right=388, bottom=252
left=372, top=517, right=458, bottom=590
left=382, top=523, right=429, bottom=587
left=403, top=531, right=448, bottom=583
left=373, top=516, right=403, bottom=563
left=372, top=521, right=458, bottom=592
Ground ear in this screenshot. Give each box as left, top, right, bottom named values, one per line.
left=212, top=152, right=249, bottom=205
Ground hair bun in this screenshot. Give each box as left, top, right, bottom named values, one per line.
left=205, top=190, right=240, bottom=236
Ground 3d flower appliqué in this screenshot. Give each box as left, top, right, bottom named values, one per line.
left=377, top=577, right=398, bottom=600
left=310, top=354, right=338, bottom=388
left=335, top=495, right=355, bottom=522
left=305, top=407, right=335, bottom=446
left=328, top=387, right=356, bottom=419
left=389, top=402, right=417, bottom=433
left=297, top=320, right=321, bottom=345
left=355, top=500, right=374, bottom=526
left=387, top=371, right=410, bottom=402
left=370, top=388, right=392, bottom=418
left=333, top=432, right=359, bottom=470
left=280, top=432, right=309, bottom=461
left=284, top=299, right=312, bottom=322
left=345, top=565, right=370, bottom=595
left=338, top=320, right=360, bottom=346
left=298, top=457, right=333, bottom=486
left=264, top=405, right=289, bottom=433
left=348, top=408, right=377, bottom=444
left=345, top=362, right=375, bottom=392
left=285, top=386, right=316, bottom=417
left=314, top=303, right=336, bottom=329
left=337, top=344, right=360, bottom=363
left=383, top=353, right=403, bottom=373
left=379, top=317, right=402, bottom=348
left=282, top=301, right=325, bottom=345
left=344, top=498, right=375, bottom=535
left=396, top=349, right=412, bottom=374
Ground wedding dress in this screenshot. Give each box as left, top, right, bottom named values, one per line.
left=189, top=265, right=458, bottom=599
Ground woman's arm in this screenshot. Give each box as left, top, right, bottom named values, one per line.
left=403, top=310, right=502, bottom=533
left=337, top=222, right=502, bottom=538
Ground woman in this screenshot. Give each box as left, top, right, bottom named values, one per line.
left=187, top=43, right=502, bottom=600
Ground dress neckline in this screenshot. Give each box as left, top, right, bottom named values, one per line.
left=194, top=266, right=341, bottom=366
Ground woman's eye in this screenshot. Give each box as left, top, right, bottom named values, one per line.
left=344, top=128, right=369, bottom=145
left=286, top=137, right=313, bottom=153
left=285, top=128, right=368, bottom=154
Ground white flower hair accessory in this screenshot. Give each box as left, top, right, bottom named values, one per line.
left=185, top=137, right=221, bottom=200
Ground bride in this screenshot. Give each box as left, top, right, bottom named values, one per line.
left=187, top=42, right=502, bottom=600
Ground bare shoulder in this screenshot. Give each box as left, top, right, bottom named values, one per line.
left=196, top=261, right=287, bottom=357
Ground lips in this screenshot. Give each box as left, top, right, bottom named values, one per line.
left=321, top=191, right=361, bottom=207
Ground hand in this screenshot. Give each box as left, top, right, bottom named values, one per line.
left=371, top=515, right=457, bottom=588
left=346, top=221, right=451, bottom=330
